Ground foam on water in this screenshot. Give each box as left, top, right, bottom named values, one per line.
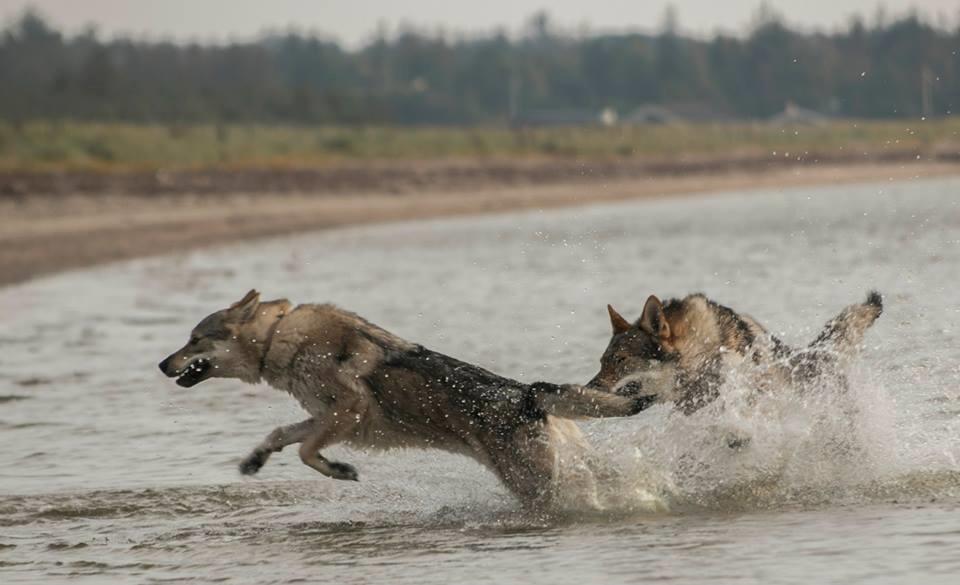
left=572, top=347, right=960, bottom=516
left=611, top=372, right=888, bottom=508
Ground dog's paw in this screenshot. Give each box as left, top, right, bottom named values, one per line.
left=239, top=450, right=268, bottom=475
left=328, top=461, right=359, bottom=481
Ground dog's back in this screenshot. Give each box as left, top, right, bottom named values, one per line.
left=666, top=294, right=786, bottom=364
left=355, top=344, right=538, bottom=454
left=362, top=344, right=650, bottom=451
left=683, top=292, right=884, bottom=398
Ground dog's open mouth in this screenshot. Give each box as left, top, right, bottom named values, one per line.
left=176, top=359, right=211, bottom=387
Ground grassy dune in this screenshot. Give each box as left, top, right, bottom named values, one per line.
left=1, top=118, right=959, bottom=172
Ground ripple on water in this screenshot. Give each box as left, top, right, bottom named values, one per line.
left=2, top=178, right=960, bottom=583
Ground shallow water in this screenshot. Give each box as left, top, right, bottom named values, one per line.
left=2, top=177, right=960, bottom=583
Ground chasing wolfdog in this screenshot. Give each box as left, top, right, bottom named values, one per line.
left=587, top=291, right=883, bottom=414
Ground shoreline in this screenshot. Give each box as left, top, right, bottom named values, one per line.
left=2, top=160, right=958, bottom=287
left=4, top=149, right=959, bottom=197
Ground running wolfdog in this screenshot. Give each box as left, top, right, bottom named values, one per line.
left=587, top=291, right=883, bottom=414
left=159, top=290, right=653, bottom=508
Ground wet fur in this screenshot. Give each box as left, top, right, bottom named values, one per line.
left=590, top=292, right=883, bottom=414
left=160, top=291, right=651, bottom=509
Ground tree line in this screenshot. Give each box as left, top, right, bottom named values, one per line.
left=1, top=9, right=957, bottom=125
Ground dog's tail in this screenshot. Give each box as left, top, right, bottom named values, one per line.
left=808, top=290, right=883, bottom=356
left=528, top=382, right=654, bottom=419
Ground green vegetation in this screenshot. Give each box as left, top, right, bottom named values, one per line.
left=1, top=119, right=958, bottom=172
left=3, top=10, right=958, bottom=173
left=1, top=10, right=958, bottom=126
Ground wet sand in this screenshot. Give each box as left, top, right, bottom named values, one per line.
left=2, top=160, right=957, bottom=285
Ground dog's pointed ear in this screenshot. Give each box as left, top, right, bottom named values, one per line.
left=229, top=289, right=261, bottom=322
left=639, top=295, right=670, bottom=340
left=607, top=304, right=631, bottom=335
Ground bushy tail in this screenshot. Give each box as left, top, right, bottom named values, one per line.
left=808, top=290, right=883, bottom=356
left=529, top=383, right=653, bottom=419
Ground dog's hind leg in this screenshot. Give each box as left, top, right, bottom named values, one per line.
left=488, top=425, right=559, bottom=510
left=546, top=418, right=605, bottom=509
left=239, top=418, right=315, bottom=476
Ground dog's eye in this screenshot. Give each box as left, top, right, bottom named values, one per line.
left=189, top=336, right=200, bottom=345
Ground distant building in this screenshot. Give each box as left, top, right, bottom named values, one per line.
left=768, top=102, right=830, bottom=125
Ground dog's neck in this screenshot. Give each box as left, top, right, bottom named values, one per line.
left=252, top=300, right=292, bottom=377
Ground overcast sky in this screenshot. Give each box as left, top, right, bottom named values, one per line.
left=1, top=1, right=956, bottom=45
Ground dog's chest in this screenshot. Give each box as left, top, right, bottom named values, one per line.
left=269, top=366, right=339, bottom=415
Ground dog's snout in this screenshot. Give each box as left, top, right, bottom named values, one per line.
left=158, top=356, right=176, bottom=377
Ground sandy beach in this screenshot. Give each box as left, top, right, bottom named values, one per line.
left=2, top=159, right=958, bottom=286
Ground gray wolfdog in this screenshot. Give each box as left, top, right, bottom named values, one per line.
left=587, top=291, right=883, bottom=414
left=159, top=290, right=654, bottom=508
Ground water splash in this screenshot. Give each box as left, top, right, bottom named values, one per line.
left=569, top=360, right=960, bottom=513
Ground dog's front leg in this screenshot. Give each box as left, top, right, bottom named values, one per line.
left=239, top=418, right=315, bottom=476
left=297, top=427, right=359, bottom=482
left=296, top=400, right=363, bottom=481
